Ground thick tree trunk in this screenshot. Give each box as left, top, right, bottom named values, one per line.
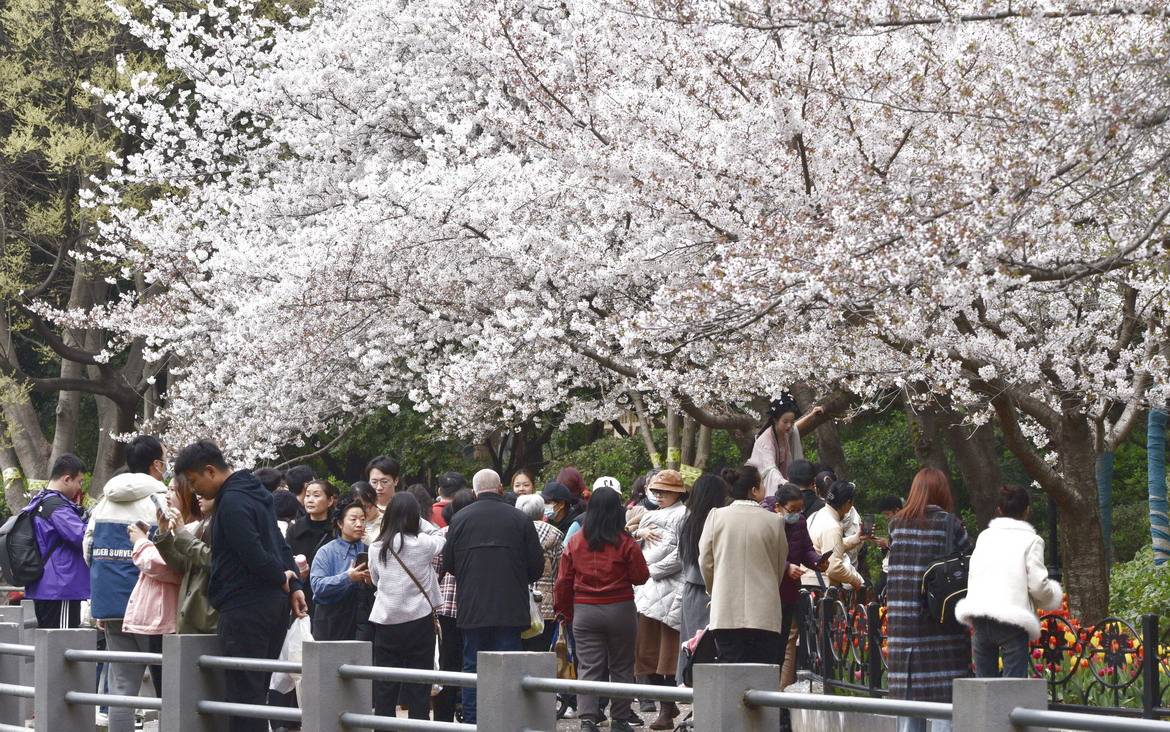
left=665, top=408, right=682, bottom=470
left=90, top=396, right=133, bottom=495
left=810, top=420, right=848, bottom=479
left=1, top=444, right=28, bottom=512
left=694, top=425, right=712, bottom=470
left=905, top=403, right=950, bottom=472
left=1, top=401, right=50, bottom=479
left=629, top=392, right=661, bottom=468
left=50, top=360, right=83, bottom=464
left=1053, top=421, right=1111, bottom=622
left=945, top=423, right=1003, bottom=530
left=680, top=416, right=696, bottom=467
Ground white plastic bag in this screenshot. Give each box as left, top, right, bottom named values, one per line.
left=520, top=591, right=544, bottom=640
left=269, top=616, right=313, bottom=695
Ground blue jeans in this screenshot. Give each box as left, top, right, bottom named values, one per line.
left=461, top=626, right=524, bottom=723
left=972, top=617, right=1031, bottom=678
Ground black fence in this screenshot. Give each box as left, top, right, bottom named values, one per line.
left=796, top=588, right=1170, bottom=720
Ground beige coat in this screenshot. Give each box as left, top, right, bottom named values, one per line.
left=699, top=501, right=788, bottom=633
left=801, top=504, right=864, bottom=588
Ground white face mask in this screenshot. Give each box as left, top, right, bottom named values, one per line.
left=645, top=490, right=660, bottom=507
left=543, top=504, right=555, bottom=519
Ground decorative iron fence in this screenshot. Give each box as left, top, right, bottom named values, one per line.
left=797, top=587, right=1170, bottom=720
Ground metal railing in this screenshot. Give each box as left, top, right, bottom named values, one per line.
left=0, top=600, right=1159, bottom=731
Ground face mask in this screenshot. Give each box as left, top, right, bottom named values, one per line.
left=784, top=512, right=801, bottom=525
left=543, top=504, right=555, bottom=519
left=645, top=490, right=660, bottom=507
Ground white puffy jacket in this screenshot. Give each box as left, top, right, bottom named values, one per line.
left=633, top=502, right=686, bottom=630
left=955, top=517, right=1062, bottom=640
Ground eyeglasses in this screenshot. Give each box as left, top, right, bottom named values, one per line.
left=370, top=478, right=395, bottom=488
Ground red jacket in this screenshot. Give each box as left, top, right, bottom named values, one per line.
left=554, top=531, right=649, bottom=622
left=430, top=499, right=450, bottom=528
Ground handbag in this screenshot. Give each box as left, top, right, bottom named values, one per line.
left=920, top=513, right=969, bottom=627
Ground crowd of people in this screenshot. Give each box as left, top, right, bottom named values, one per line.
left=13, top=392, right=1063, bottom=732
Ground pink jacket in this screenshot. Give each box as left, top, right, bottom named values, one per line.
left=123, top=539, right=181, bottom=635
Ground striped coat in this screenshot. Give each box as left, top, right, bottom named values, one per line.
left=886, top=507, right=973, bottom=702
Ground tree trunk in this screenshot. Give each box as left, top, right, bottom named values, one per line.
left=90, top=396, right=133, bottom=495
left=629, top=391, right=661, bottom=468
left=1149, top=408, right=1169, bottom=566
left=905, top=403, right=950, bottom=472
left=1, top=444, right=28, bottom=512
left=945, top=423, right=1003, bottom=530
left=811, top=419, right=848, bottom=479
left=50, top=259, right=98, bottom=465
left=694, top=425, right=712, bottom=470
left=1, top=401, right=50, bottom=479
left=680, top=416, right=697, bottom=467
left=1052, top=421, right=1110, bottom=622
left=1095, top=452, right=1115, bottom=568
left=665, top=408, right=682, bottom=470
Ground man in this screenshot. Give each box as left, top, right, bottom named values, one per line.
left=442, top=469, right=543, bottom=724
left=283, top=464, right=315, bottom=509
left=26, top=453, right=89, bottom=629
left=85, top=435, right=168, bottom=732
left=430, top=471, right=467, bottom=528
left=788, top=460, right=822, bottom=517
left=175, top=440, right=307, bottom=732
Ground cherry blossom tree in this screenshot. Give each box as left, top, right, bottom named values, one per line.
left=66, top=0, right=1170, bottom=618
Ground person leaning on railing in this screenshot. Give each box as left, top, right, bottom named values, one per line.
left=955, top=485, right=1062, bottom=679
left=801, top=481, right=864, bottom=593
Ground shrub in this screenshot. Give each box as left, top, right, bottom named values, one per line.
left=1111, top=501, right=1151, bottom=564
left=1108, top=545, right=1170, bottom=620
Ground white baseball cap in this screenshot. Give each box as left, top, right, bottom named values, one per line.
left=592, top=476, right=621, bottom=493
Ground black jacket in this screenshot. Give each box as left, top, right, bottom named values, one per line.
left=800, top=488, right=825, bottom=519
left=210, top=470, right=302, bottom=612
left=441, top=492, right=543, bottom=629
left=285, top=517, right=333, bottom=609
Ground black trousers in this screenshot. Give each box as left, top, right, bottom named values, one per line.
left=33, top=599, right=81, bottom=629
left=218, top=598, right=290, bottom=732
left=433, top=615, right=462, bottom=722
left=713, top=628, right=783, bottom=665
left=372, top=614, right=435, bottom=720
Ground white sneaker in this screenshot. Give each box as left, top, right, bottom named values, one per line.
left=563, top=707, right=577, bottom=719
left=95, top=709, right=108, bottom=725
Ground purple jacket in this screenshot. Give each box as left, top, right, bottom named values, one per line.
left=781, top=514, right=821, bottom=605
left=26, top=490, right=90, bottom=601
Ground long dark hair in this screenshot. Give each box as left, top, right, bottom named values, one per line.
left=377, top=492, right=421, bottom=562
left=757, top=392, right=800, bottom=438
left=582, top=487, right=624, bottom=551
left=678, top=474, right=728, bottom=567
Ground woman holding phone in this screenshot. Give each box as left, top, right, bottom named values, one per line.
left=309, top=497, right=372, bottom=641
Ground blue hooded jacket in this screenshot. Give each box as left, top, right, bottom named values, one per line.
left=85, top=472, right=167, bottom=619
left=209, top=469, right=302, bottom=612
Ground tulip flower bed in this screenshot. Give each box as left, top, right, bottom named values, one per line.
left=802, top=591, right=1170, bottom=719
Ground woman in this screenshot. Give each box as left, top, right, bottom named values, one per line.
left=887, top=468, right=973, bottom=732
left=632, top=469, right=687, bottom=731
left=286, top=478, right=338, bottom=610
left=309, top=498, right=371, bottom=641
left=555, top=488, right=649, bottom=732
left=433, top=488, right=475, bottom=723
left=154, top=479, right=217, bottom=634
left=745, top=393, right=824, bottom=496
left=123, top=522, right=181, bottom=638
left=407, top=483, right=439, bottom=532
left=956, top=485, right=1061, bottom=678
left=675, top=474, right=727, bottom=682
left=516, top=494, right=564, bottom=652
left=699, top=466, right=787, bottom=665
left=772, top=484, right=828, bottom=731
left=351, top=480, right=385, bottom=545
left=802, top=481, right=865, bottom=593
left=511, top=469, right=537, bottom=496
left=369, top=492, right=446, bottom=720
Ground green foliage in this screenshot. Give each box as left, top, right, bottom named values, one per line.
left=1108, top=545, right=1170, bottom=619
left=1111, top=501, right=1152, bottom=564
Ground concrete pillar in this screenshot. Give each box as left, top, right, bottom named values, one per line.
left=161, top=634, right=224, bottom=732
left=694, top=663, right=781, bottom=732
left=34, top=628, right=97, bottom=732
left=477, top=651, right=557, bottom=731
left=301, top=641, right=372, bottom=732
left=0, top=623, right=22, bottom=725
left=0, top=603, right=34, bottom=724
left=952, top=678, right=1048, bottom=732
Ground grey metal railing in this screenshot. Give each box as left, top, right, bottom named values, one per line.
left=0, top=616, right=1162, bottom=731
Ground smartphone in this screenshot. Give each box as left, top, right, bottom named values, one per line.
left=354, top=552, right=369, bottom=567
left=819, top=549, right=834, bottom=564
left=861, top=515, right=876, bottom=536
left=134, top=520, right=151, bottom=534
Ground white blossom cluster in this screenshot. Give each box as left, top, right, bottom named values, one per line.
left=66, top=0, right=1170, bottom=462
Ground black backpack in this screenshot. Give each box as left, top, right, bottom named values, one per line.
left=920, top=512, right=969, bottom=627
left=0, top=493, right=66, bottom=586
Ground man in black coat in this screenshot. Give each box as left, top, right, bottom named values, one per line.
left=441, top=468, right=543, bottom=724
left=176, top=440, right=306, bottom=732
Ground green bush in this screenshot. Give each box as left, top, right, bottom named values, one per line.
left=1108, top=545, right=1170, bottom=620
left=1111, top=501, right=1152, bottom=564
